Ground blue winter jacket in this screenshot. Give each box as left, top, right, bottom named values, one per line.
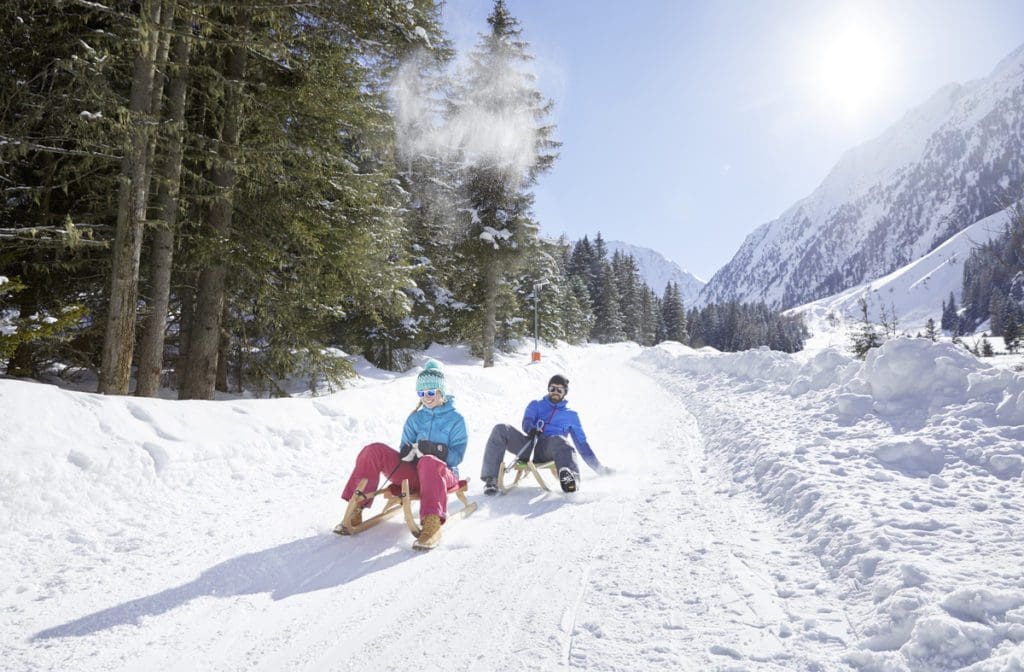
left=522, top=397, right=602, bottom=472
left=400, top=396, right=468, bottom=473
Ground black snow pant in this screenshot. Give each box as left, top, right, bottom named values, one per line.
left=479, top=424, right=579, bottom=481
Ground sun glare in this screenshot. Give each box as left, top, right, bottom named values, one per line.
left=810, top=24, right=890, bottom=116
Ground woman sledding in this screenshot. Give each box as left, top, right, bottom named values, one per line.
left=335, top=359, right=468, bottom=549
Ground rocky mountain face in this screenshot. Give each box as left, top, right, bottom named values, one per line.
left=701, top=43, right=1024, bottom=310
left=605, top=240, right=705, bottom=307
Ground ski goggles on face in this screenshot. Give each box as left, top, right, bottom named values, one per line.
left=417, top=389, right=440, bottom=398
left=548, top=385, right=566, bottom=394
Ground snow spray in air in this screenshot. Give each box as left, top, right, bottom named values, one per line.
left=391, top=48, right=542, bottom=187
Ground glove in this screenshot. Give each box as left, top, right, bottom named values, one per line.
left=399, top=442, right=418, bottom=463
left=417, top=440, right=449, bottom=463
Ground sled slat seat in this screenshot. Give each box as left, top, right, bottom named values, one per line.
left=385, top=479, right=469, bottom=499
left=497, top=458, right=558, bottom=494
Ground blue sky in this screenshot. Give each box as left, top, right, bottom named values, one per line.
left=441, top=0, right=1024, bottom=281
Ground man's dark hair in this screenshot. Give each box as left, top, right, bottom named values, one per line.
left=548, top=374, right=569, bottom=388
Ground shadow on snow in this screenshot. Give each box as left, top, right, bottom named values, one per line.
left=32, top=528, right=411, bottom=641
left=32, top=484, right=584, bottom=641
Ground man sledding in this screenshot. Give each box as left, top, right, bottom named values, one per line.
left=480, top=374, right=611, bottom=495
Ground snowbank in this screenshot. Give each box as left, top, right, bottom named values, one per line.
left=637, top=338, right=1024, bottom=671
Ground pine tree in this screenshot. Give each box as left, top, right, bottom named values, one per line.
left=1, top=1, right=123, bottom=378
left=447, top=0, right=558, bottom=367
left=662, top=282, right=688, bottom=343
left=591, top=260, right=625, bottom=343
left=174, top=2, right=445, bottom=396
left=850, top=298, right=883, bottom=359
left=941, top=292, right=958, bottom=333
left=365, top=19, right=455, bottom=370
left=568, top=236, right=596, bottom=287
left=178, top=6, right=251, bottom=400
left=988, top=289, right=1007, bottom=337
left=561, top=275, right=595, bottom=344
left=136, top=2, right=194, bottom=396
left=1, top=0, right=452, bottom=393
left=591, top=233, right=609, bottom=301
left=638, top=287, right=660, bottom=346
left=924, top=318, right=939, bottom=342
left=612, top=251, right=642, bottom=342
left=99, top=0, right=174, bottom=395
left=514, top=240, right=566, bottom=347
left=1005, top=310, right=1021, bottom=354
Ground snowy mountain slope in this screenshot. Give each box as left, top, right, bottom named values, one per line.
left=4, top=340, right=1024, bottom=671
left=605, top=240, right=705, bottom=306
left=793, top=204, right=1016, bottom=331
left=701, top=42, right=1024, bottom=310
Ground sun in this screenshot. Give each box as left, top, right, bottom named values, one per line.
left=810, top=24, right=890, bottom=116
left=819, top=28, right=887, bottom=106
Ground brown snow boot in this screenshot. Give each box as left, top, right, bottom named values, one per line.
left=413, top=514, right=443, bottom=550
left=333, top=506, right=362, bottom=535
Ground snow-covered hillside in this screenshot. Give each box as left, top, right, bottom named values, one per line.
left=794, top=204, right=1016, bottom=332
left=605, top=240, right=705, bottom=306
left=702, top=43, right=1024, bottom=310
left=3, top=339, right=1024, bottom=671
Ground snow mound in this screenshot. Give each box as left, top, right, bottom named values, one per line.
left=642, top=337, right=1024, bottom=431
left=846, top=339, right=983, bottom=412
left=636, top=338, right=1024, bottom=671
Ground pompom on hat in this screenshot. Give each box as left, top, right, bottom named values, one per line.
left=416, top=359, right=447, bottom=395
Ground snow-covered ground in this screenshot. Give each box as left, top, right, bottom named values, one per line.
left=3, top=338, right=1024, bottom=671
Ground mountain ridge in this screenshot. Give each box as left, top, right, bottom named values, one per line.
left=605, top=240, right=705, bottom=307
left=700, top=41, right=1024, bottom=310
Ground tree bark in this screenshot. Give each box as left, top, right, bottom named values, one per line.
left=179, top=22, right=248, bottom=400
left=176, top=274, right=195, bottom=393
left=216, top=305, right=229, bottom=393
left=98, top=0, right=163, bottom=395
left=482, top=258, right=498, bottom=367
left=6, top=286, right=38, bottom=377
left=136, top=3, right=191, bottom=397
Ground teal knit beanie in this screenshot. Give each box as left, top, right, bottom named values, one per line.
left=416, top=359, right=447, bottom=395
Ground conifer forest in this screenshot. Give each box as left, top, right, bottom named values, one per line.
left=0, top=1, right=805, bottom=398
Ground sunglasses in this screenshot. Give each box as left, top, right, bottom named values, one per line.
left=417, top=389, right=441, bottom=398
left=548, top=385, right=566, bottom=394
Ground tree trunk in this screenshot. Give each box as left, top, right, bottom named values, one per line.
left=179, top=26, right=248, bottom=400
left=98, top=0, right=163, bottom=395
left=136, top=4, right=190, bottom=397
left=6, top=286, right=38, bottom=377
left=482, top=259, right=498, bottom=367
left=176, top=275, right=195, bottom=393
left=216, top=308, right=229, bottom=394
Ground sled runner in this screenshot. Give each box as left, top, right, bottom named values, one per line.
left=496, top=458, right=559, bottom=494
left=333, top=477, right=477, bottom=539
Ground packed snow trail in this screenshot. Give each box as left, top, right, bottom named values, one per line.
left=4, top=344, right=850, bottom=671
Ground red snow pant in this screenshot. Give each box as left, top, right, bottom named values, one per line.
left=341, top=442, right=459, bottom=521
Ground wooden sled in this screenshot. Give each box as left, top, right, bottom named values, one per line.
left=333, top=477, right=477, bottom=537
left=497, top=459, right=559, bottom=494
